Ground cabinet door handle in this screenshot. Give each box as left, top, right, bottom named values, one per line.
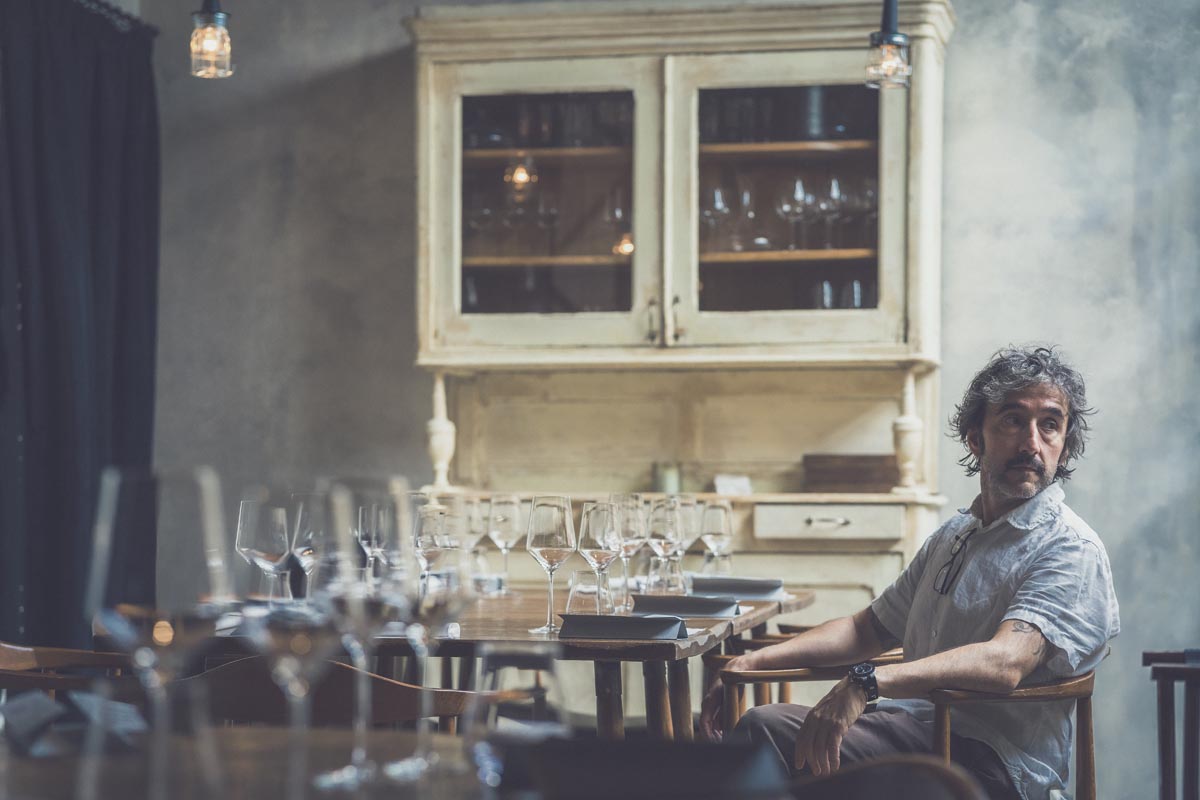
left=671, top=295, right=685, bottom=342
left=646, top=298, right=660, bottom=343
left=805, top=516, right=852, bottom=528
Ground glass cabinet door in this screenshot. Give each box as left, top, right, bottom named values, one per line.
left=428, top=57, right=662, bottom=350
left=666, top=51, right=908, bottom=347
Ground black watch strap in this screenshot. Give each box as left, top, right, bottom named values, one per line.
left=849, top=662, right=880, bottom=702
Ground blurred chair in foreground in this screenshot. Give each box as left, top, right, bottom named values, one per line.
left=1144, top=649, right=1200, bottom=800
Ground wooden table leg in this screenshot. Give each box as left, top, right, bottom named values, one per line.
left=458, top=656, right=476, bottom=691
left=441, top=656, right=455, bottom=689
left=668, top=659, right=694, bottom=741
left=1184, top=681, right=1198, bottom=800
left=1159, top=678, right=1176, bottom=800
left=594, top=661, right=625, bottom=740
left=643, top=661, right=674, bottom=740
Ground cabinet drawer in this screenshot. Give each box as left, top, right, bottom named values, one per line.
left=753, top=504, right=904, bottom=541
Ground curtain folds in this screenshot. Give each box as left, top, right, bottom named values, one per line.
left=0, top=0, right=160, bottom=647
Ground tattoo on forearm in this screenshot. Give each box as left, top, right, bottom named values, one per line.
left=1010, top=620, right=1047, bottom=656
left=867, top=608, right=901, bottom=650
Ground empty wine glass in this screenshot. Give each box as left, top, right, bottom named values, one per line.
left=646, top=500, right=685, bottom=594
left=577, top=502, right=621, bottom=614
left=291, top=493, right=330, bottom=599
left=601, top=185, right=630, bottom=252
left=699, top=173, right=733, bottom=252
left=609, top=493, right=647, bottom=613
left=526, top=496, right=576, bottom=636
left=775, top=175, right=815, bottom=250
left=732, top=172, right=771, bottom=251
left=235, top=493, right=292, bottom=603
left=311, top=475, right=416, bottom=792
left=814, top=173, right=846, bottom=249
left=700, top=500, right=735, bottom=575
left=487, top=494, right=524, bottom=597
left=86, top=466, right=235, bottom=800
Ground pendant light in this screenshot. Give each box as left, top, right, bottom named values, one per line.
left=191, top=0, right=233, bottom=79
left=866, top=0, right=911, bottom=89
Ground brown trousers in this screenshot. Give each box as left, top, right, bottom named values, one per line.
left=732, top=703, right=1022, bottom=800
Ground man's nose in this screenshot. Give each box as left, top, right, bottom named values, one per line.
left=1018, top=421, right=1040, bottom=453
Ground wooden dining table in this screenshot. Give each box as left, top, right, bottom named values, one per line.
left=371, top=588, right=815, bottom=742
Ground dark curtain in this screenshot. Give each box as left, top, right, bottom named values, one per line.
left=0, top=0, right=159, bottom=647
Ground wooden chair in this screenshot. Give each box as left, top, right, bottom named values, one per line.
left=177, top=655, right=474, bottom=731
left=0, top=640, right=136, bottom=698
left=712, top=656, right=1096, bottom=800
left=1143, top=649, right=1200, bottom=800
left=791, top=753, right=986, bottom=799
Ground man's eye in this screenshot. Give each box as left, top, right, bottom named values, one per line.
left=1041, top=419, right=1060, bottom=431
left=1003, top=414, right=1020, bottom=425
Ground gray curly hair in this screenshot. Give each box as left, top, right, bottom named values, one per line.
left=949, top=346, right=1095, bottom=481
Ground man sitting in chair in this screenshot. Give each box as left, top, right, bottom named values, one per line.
left=700, top=346, right=1120, bottom=800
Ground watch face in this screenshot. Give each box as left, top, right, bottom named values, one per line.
left=851, top=663, right=873, bottom=678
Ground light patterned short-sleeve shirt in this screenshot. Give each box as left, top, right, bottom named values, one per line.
left=870, top=483, right=1120, bottom=800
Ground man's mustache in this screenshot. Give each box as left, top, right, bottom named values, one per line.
left=1006, top=455, right=1046, bottom=475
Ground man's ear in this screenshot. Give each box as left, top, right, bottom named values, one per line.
left=966, top=427, right=984, bottom=459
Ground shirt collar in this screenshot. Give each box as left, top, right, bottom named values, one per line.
left=960, top=483, right=1065, bottom=531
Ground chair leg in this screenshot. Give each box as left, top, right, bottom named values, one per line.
left=723, top=684, right=741, bottom=736
left=753, top=682, right=770, bottom=708
left=1185, top=683, right=1199, bottom=800
left=778, top=681, right=791, bottom=704
left=1158, top=678, right=1177, bottom=800
left=1076, top=695, right=1096, bottom=800
left=933, top=703, right=952, bottom=763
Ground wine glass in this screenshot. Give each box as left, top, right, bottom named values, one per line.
left=463, top=187, right=495, bottom=257
left=526, top=496, right=576, bottom=636
left=732, top=172, right=771, bottom=252
left=577, top=502, right=621, bottom=614
left=646, top=500, right=685, bottom=595
left=487, top=494, right=524, bottom=597
left=775, top=175, right=815, bottom=250
left=601, top=185, right=630, bottom=252
left=86, top=466, right=235, bottom=800
left=699, top=172, right=733, bottom=252
left=609, top=493, right=647, bottom=613
left=814, top=173, right=846, bottom=249
left=700, top=500, right=735, bottom=575
left=670, top=495, right=701, bottom=594
left=535, top=187, right=560, bottom=255
left=240, top=489, right=343, bottom=800
left=235, top=493, right=292, bottom=603
left=310, top=475, right=417, bottom=792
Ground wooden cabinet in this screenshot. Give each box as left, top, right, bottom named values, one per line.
left=408, top=0, right=955, bottom=371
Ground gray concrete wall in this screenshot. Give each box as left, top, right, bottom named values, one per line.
left=144, top=0, right=1199, bottom=795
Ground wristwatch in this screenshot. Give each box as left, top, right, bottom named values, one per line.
left=848, top=662, right=879, bottom=703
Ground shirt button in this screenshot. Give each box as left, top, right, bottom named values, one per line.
left=932, top=629, right=938, bottom=638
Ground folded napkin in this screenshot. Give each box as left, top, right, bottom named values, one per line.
left=556, top=614, right=688, bottom=640
left=688, top=576, right=786, bottom=600
left=0, top=691, right=146, bottom=758
left=631, top=594, right=741, bottom=618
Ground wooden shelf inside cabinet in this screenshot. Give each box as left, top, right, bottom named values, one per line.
left=462, top=255, right=632, bottom=268
left=699, top=140, right=877, bottom=158
left=700, top=249, right=876, bottom=263
left=462, top=146, right=631, bottom=163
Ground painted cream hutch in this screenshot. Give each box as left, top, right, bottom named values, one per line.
left=406, top=0, right=954, bottom=718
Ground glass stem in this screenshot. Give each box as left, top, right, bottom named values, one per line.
left=546, top=569, right=556, bottom=630
left=620, top=557, right=631, bottom=611
left=413, top=638, right=434, bottom=766
left=593, top=568, right=603, bottom=614
left=287, top=691, right=310, bottom=800
left=346, top=639, right=372, bottom=771
left=503, top=548, right=510, bottom=579
left=147, top=683, right=169, bottom=800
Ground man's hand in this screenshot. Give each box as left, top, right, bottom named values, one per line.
left=698, top=654, right=754, bottom=742
left=794, top=678, right=869, bottom=776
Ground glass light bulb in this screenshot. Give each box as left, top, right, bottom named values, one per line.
left=866, top=43, right=911, bottom=89
left=613, top=233, right=635, bottom=256
left=191, top=22, right=233, bottom=79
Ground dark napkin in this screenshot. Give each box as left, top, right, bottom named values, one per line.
left=557, top=614, right=687, bottom=640
left=0, top=691, right=146, bottom=758
left=688, top=576, right=786, bottom=600
left=631, top=593, right=741, bottom=618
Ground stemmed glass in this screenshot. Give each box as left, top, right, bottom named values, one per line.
left=601, top=185, right=630, bottom=252
left=608, top=493, right=646, bottom=612
left=526, top=496, right=577, bottom=636
left=731, top=172, right=770, bottom=252
left=535, top=187, right=560, bottom=255
left=487, top=494, right=524, bottom=597
left=699, top=173, right=733, bottom=252
left=311, top=476, right=417, bottom=792
left=646, top=500, right=685, bottom=595
left=700, top=500, right=735, bottom=575
left=235, top=493, right=292, bottom=602
left=241, top=489, right=343, bottom=800
left=577, top=502, right=621, bottom=614
left=86, top=466, right=235, bottom=800
left=814, top=173, right=846, bottom=248
left=775, top=175, right=815, bottom=250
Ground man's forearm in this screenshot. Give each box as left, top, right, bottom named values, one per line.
left=740, top=610, right=888, bottom=671
left=875, top=640, right=1028, bottom=698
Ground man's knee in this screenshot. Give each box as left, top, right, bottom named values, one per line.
left=730, top=703, right=807, bottom=744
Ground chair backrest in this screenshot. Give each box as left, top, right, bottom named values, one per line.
left=1144, top=649, right=1200, bottom=800
left=182, top=655, right=474, bottom=727
left=0, top=640, right=133, bottom=694
left=791, top=754, right=986, bottom=800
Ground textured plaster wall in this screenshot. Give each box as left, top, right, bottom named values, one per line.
left=143, top=0, right=1199, bottom=796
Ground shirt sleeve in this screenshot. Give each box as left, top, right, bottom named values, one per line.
left=1001, top=536, right=1119, bottom=676
left=870, top=523, right=946, bottom=645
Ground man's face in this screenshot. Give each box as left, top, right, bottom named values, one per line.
left=968, top=383, right=1070, bottom=501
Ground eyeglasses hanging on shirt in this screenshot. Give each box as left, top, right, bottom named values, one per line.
left=933, top=522, right=982, bottom=595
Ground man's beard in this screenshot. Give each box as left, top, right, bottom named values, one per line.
left=984, top=453, right=1055, bottom=500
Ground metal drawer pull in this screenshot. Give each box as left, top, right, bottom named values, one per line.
left=805, top=516, right=852, bottom=528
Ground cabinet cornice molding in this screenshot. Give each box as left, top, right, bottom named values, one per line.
left=406, top=1, right=956, bottom=59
